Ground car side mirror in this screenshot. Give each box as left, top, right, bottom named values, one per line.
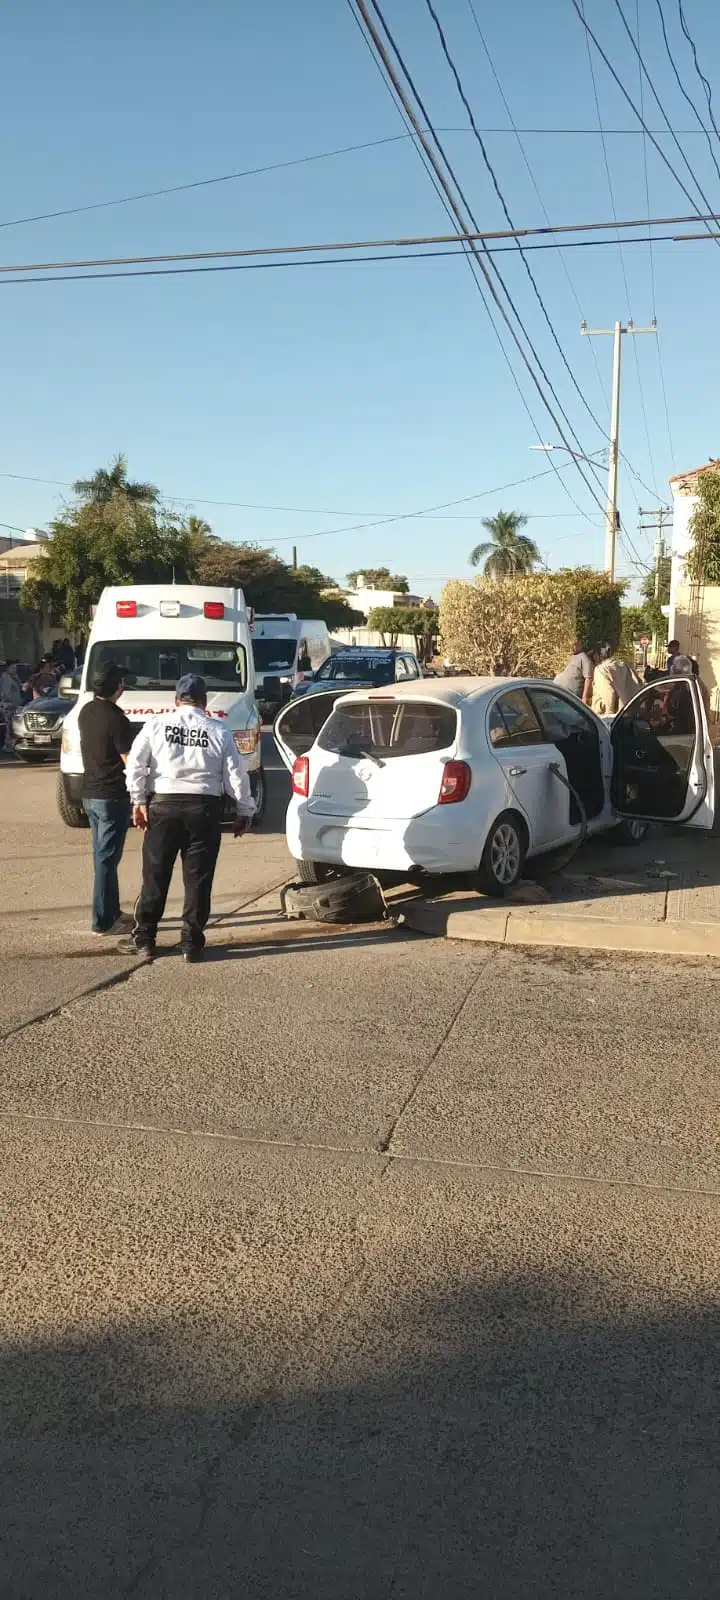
left=59, top=673, right=81, bottom=698
left=262, top=675, right=282, bottom=702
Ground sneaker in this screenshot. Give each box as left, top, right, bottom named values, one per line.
left=117, top=935, right=155, bottom=962
left=182, top=946, right=205, bottom=964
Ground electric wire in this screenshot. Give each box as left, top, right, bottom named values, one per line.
left=676, top=0, right=720, bottom=148
left=654, top=0, right=720, bottom=183
left=423, top=0, right=610, bottom=454
left=350, top=0, right=608, bottom=520
left=465, top=0, right=608, bottom=411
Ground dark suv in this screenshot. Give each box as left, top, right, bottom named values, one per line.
left=291, top=647, right=421, bottom=700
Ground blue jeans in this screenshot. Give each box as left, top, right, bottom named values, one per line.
left=83, top=797, right=131, bottom=932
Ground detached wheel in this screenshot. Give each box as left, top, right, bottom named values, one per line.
left=249, top=767, right=266, bottom=825
left=608, top=817, right=649, bottom=846
left=476, top=811, right=526, bottom=897
left=296, top=859, right=346, bottom=885
left=56, top=772, right=89, bottom=829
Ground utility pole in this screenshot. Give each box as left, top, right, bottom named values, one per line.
left=581, top=318, right=657, bottom=582
left=638, top=505, right=672, bottom=663
left=292, top=545, right=297, bottom=571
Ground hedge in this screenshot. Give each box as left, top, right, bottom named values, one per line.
left=439, top=569, right=626, bottom=676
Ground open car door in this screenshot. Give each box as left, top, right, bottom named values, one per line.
left=610, top=676, right=715, bottom=829
left=273, top=689, right=349, bottom=771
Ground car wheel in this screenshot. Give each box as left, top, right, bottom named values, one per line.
left=249, top=767, right=266, bottom=825
left=296, top=859, right=347, bottom=885
left=56, top=772, right=89, bottom=829
left=608, top=817, right=650, bottom=846
left=476, top=811, right=527, bottom=897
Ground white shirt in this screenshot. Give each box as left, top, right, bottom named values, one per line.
left=125, top=704, right=255, bottom=814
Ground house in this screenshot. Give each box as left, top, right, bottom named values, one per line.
left=667, top=461, right=720, bottom=714
left=0, top=531, right=51, bottom=662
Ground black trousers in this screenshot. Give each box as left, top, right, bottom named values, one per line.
left=133, top=794, right=223, bottom=950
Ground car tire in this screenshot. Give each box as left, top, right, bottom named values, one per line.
left=607, top=817, right=650, bottom=846
left=57, top=772, right=89, bottom=829
left=249, top=767, right=266, bottom=826
left=296, top=859, right=347, bottom=885
left=476, top=811, right=527, bottom=897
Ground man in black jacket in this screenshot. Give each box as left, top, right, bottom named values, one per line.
left=78, top=663, right=135, bottom=934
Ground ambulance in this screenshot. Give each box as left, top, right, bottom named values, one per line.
left=58, top=584, right=268, bottom=828
left=251, top=614, right=330, bottom=717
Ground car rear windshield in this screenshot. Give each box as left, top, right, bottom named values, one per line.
left=87, top=640, right=248, bottom=692
left=317, top=700, right=457, bottom=758
left=316, top=653, right=395, bottom=684
left=252, top=638, right=297, bottom=671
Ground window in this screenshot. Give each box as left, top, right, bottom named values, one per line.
left=296, top=643, right=312, bottom=673
left=318, top=700, right=457, bottom=759
left=488, top=689, right=544, bottom=748
left=87, top=639, right=248, bottom=692
left=316, top=653, right=396, bottom=684
left=252, top=638, right=297, bottom=671
left=529, top=688, right=596, bottom=741
left=308, top=635, right=328, bottom=670
left=395, top=656, right=409, bottom=680
left=404, top=655, right=420, bottom=679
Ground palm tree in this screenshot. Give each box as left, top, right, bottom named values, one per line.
left=469, top=509, right=541, bottom=578
left=73, top=453, right=159, bottom=506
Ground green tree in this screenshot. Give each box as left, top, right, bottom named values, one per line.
left=192, top=537, right=362, bottom=628
left=687, top=467, right=720, bottom=584
left=346, top=567, right=409, bottom=593
left=469, top=510, right=541, bottom=578
left=21, top=499, right=195, bottom=632
left=73, top=453, right=159, bottom=506
left=368, top=605, right=439, bottom=660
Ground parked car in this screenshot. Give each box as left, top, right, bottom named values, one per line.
left=12, top=693, right=75, bottom=763
left=273, top=675, right=715, bottom=894
left=290, top=647, right=422, bottom=700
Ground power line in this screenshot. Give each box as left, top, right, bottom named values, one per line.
left=465, top=0, right=608, bottom=411
left=676, top=0, right=720, bottom=148
left=346, top=0, right=604, bottom=524
left=611, top=0, right=720, bottom=237
left=654, top=0, right=720, bottom=185
left=571, top=0, right=720, bottom=237
left=423, top=0, right=610, bottom=455
left=647, top=3, right=677, bottom=460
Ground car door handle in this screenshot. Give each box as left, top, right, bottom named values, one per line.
left=508, top=765, right=527, bottom=776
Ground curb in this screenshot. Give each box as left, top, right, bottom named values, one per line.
left=399, top=901, right=720, bottom=958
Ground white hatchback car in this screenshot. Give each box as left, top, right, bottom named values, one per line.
left=273, top=675, right=715, bottom=895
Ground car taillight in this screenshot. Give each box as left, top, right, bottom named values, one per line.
left=116, top=600, right=137, bottom=618
left=233, top=728, right=259, bottom=755
left=438, top=760, right=471, bottom=804
left=204, top=601, right=224, bottom=619
left=292, top=756, right=310, bottom=797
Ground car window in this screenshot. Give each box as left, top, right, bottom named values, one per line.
left=318, top=700, right=457, bottom=758
left=308, top=636, right=327, bottom=670
left=488, top=689, right=544, bottom=748
left=395, top=656, right=409, bottom=681
left=529, top=688, right=597, bottom=740
left=296, top=642, right=312, bottom=673
left=405, top=655, right=419, bottom=679
left=317, top=653, right=396, bottom=684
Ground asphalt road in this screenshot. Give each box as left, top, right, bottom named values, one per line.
left=1, top=745, right=719, bottom=1598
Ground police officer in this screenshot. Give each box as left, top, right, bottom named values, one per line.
left=119, top=673, right=255, bottom=963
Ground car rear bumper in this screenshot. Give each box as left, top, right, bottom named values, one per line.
left=287, top=803, right=476, bottom=874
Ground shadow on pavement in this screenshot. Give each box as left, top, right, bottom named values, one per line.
left=1, top=1271, right=718, bottom=1598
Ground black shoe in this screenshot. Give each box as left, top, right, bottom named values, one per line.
left=182, top=946, right=205, bottom=964
left=117, top=935, right=155, bottom=963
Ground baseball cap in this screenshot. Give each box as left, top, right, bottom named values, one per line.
left=175, top=673, right=207, bottom=702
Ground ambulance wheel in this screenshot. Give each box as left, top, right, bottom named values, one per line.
left=250, top=767, right=266, bottom=825
left=57, top=773, right=89, bottom=829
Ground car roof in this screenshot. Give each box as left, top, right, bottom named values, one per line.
left=352, top=675, right=524, bottom=706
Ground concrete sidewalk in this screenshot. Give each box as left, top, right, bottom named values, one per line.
left=400, top=829, right=720, bottom=957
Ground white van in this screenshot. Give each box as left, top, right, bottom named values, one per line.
left=58, top=584, right=267, bottom=828
left=251, top=615, right=330, bottom=716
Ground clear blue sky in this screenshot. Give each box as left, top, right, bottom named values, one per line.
left=1, top=0, right=719, bottom=596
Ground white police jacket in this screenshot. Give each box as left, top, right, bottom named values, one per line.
left=125, top=704, right=255, bottom=813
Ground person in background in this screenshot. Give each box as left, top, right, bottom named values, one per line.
left=30, top=655, right=59, bottom=696
left=591, top=644, right=641, bottom=716
left=554, top=638, right=594, bottom=704
left=666, top=638, right=680, bottom=672
left=78, top=663, right=135, bottom=936
left=55, top=637, right=76, bottom=673
left=668, top=652, right=711, bottom=715
left=119, top=673, right=255, bottom=964
left=0, top=660, right=21, bottom=752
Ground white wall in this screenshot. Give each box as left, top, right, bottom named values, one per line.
left=331, top=627, right=420, bottom=651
